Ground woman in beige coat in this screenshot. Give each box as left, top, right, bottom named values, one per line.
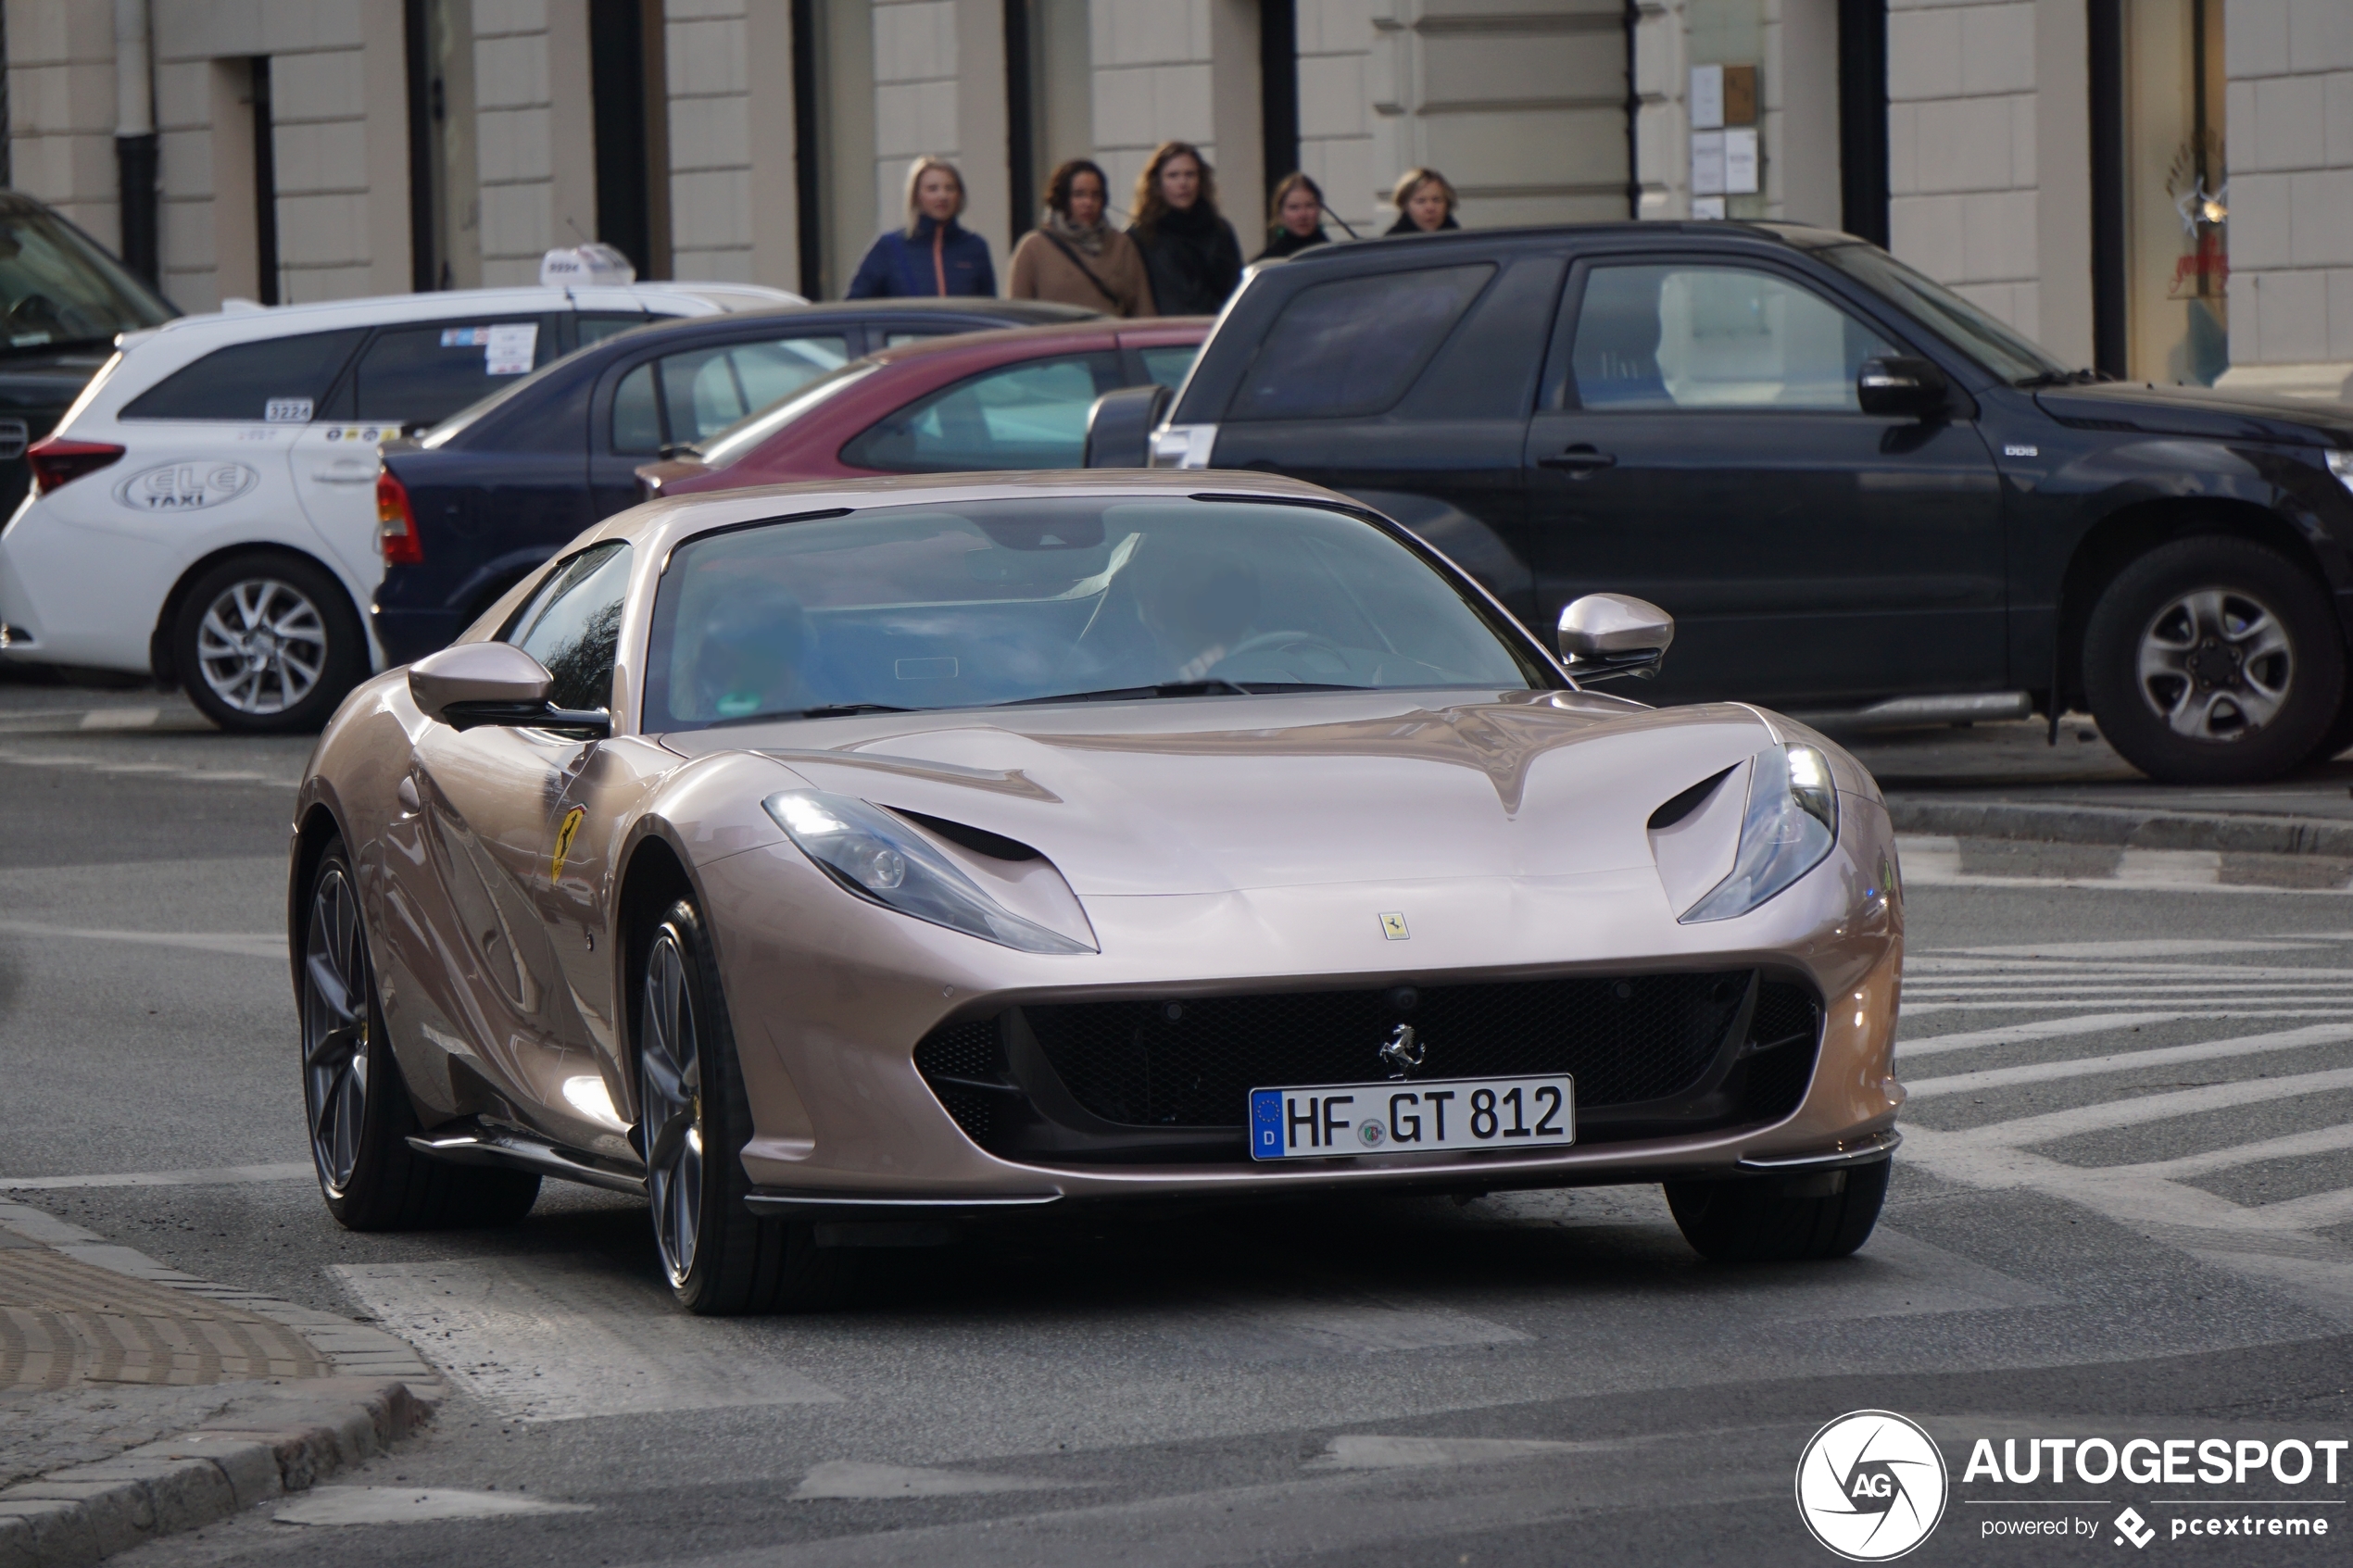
left=1007, top=159, right=1155, bottom=317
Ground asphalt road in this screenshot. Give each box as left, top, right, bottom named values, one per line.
left=5, top=691, right=2353, bottom=1567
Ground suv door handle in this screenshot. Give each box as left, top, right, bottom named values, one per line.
left=1539, top=445, right=1617, bottom=472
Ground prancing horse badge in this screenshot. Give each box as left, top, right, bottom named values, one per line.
left=551, top=805, right=586, bottom=880
left=1379, top=912, right=1409, bottom=940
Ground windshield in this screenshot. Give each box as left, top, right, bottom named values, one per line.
left=0, top=201, right=175, bottom=352
left=1818, top=243, right=2069, bottom=383
left=642, top=496, right=1550, bottom=731
left=695, top=360, right=880, bottom=469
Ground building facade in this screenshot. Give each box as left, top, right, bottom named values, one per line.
left=4, top=0, right=2347, bottom=397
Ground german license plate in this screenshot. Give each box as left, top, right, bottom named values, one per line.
left=1248, top=1075, right=1574, bottom=1160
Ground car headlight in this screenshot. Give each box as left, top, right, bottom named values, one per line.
left=763, top=790, right=1094, bottom=954
left=2330, top=450, right=2353, bottom=495
left=1679, top=744, right=1839, bottom=923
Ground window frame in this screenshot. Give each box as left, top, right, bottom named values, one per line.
left=598, top=324, right=868, bottom=458
left=1223, top=261, right=1501, bottom=424
left=498, top=538, right=635, bottom=717
left=1541, top=252, right=1934, bottom=416
left=340, top=313, right=562, bottom=427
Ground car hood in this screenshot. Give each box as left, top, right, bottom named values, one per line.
left=2033, top=383, right=2353, bottom=447
left=662, top=690, right=1792, bottom=897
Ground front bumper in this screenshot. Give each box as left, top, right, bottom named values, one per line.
left=691, top=792, right=1906, bottom=1204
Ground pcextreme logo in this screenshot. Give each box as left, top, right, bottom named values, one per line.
left=1796, top=1411, right=1950, bottom=1561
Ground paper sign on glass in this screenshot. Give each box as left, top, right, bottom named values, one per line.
left=484, top=323, right=538, bottom=376
left=1690, top=65, right=1724, bottom=131
left=1690, top=131, right=1727, bottom=197
left=1724, top=127, right=1759, bottom=195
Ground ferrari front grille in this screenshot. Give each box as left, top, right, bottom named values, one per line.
left=913, top=972, right=1821, bottom=1159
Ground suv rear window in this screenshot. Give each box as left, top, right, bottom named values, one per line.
left=1227, top=264, right=1493, bottom=420
left=120, top=328, right=367, bottom=420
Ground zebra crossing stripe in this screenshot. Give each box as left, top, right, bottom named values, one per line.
left=1900, top=1014, right=2210, bottom=1058
left=1927, top=1063, right=2353, bottom=1147
left=1902, top=1022, right=2353, bottom=1100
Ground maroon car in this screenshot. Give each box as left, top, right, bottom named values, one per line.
left=640, top=317, right=1209, bottom=496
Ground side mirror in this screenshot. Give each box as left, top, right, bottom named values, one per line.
left=1558, top=594, right=1674, bottom=683
left=1083, top=383, right=1174, bottom=468
left=409, top=643, right=610, bottom=735
left=1856, top=356, right=1950, bottom=418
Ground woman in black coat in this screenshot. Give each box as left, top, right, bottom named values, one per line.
left=1127, top=142, right=1245, bottom=315
left=1256, top=171, right=1332, bottom=262
left=1386, top=168, right=1462, bottom=235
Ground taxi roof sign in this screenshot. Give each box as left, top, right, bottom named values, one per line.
left=540, top=244, right=636, bottom=288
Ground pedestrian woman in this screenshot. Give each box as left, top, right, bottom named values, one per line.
left=847, top=157, right=996, bottom=298
left=1127, top=141, right=1245, bottom=315
left=1007, top=158, right=1155, bottom=316
left=1255, top=171, right=1331, bottom=261
left=1386, top=168, right=1461, bottom=234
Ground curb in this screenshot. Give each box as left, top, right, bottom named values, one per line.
left=1883, top=797, right=2353, bottom=859
left=0, top=1199, right=444, bottom=1566
left=0, top=1379, right=436, bottom=1568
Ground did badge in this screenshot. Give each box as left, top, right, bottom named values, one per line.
left=1795, top=1411, right=1948, bottom=1561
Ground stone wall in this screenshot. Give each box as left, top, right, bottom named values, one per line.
left=2219, top=0, right=2353, bottom=395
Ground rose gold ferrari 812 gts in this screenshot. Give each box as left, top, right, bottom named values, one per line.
left=289, top=470, right=1905, bottom=1313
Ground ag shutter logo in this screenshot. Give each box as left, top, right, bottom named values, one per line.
left=1796, top=1411, right=1949, bottom=1562
left=113, top=461, right=260, bottom=512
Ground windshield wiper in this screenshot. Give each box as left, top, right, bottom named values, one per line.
left=709, top=702, right=912, bottom=727
left=2014, top=367, right=2111, bottom=388
left=997, top=680, right=1364, bottom=707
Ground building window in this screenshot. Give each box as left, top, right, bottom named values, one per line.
left=590, top=0, right=670, bottom=280
left=2095, top=0, right=2226, bottom=384
left=405, top=0, right=480, bottom=291
left=250, top=58, right=280, bottom=307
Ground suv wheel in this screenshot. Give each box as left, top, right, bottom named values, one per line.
left=174, top=554, right=366, bottom=734
left=2082, top=535, right=2343, bottom=784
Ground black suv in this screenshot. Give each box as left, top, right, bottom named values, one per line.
left=1131, top=222, right=2353, bottom=784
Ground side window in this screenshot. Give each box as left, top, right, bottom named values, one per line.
left=729, top=336, right=851, bottom=411
left=655, top=335, right=851, bottom=445
left=610, top=362, right=661, bottom=455
left=884, top=327, right=966, bottom=347
left=119, top=329, right=366, bottom=420
left=1228, top=265, right=1494, bottom=420
left=1567, top=264, right=1898, bottom=411
left=507, top=542, right=633, bottom=713
left=352, top=318, right=551, bottom=423
left=839, top=352, right=1121, bottom=472
left=1139, top=344, right=1199, bottom=389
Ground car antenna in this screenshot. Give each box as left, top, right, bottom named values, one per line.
left=1318, top=202, right=1361, bottom=240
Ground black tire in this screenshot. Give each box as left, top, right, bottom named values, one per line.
left=300, top=839, right=541, bottom=1231
left=175, top=552, right=367, bottom=734
left=636, top=897, right=848, bottom=1315
left=2082, top=535, right=2344, bottom=784
left=1664, top=1159, right=1890, bottom=1263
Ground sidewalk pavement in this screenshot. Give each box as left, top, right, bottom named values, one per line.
left=1838, top=717, right=2353, bottom=858
left=0, top=1200, right=437, bottom=1567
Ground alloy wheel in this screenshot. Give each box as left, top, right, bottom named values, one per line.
left=301, top=863, right=371, bottom=1195
left=640, top=933, right=705, bottom=1287
left=2133, top=586, right=2293, bottom=742
left=194, top=577, right=329, bottom=716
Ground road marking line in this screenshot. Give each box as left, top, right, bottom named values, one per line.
left=1901, top=1014, right=2201, bottom=1056
left=794, top=1462, right=1088, bottom=1499
left=1302, top=1435, right=1642, bottom=1471
left=1933, top=1064, right=2353, bottom=1147
left=0, top=1161, right=313, bottom=1190
left=0, top=921, right=283, bottom=960
left=74, top=707, right=161, bottom=731
left=1928, top=937, right=2353, bottom=959
left=2129, top=1123, right=2353, bottom=1180
left=274, top=1488, right=590, bottom=1525
left=1903, top=1022, right=2353, bottom=1099
left=1904, top=1001, right=2353, bottom=1014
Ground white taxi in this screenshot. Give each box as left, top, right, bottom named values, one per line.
left=0, top=248, right=798, bottom=731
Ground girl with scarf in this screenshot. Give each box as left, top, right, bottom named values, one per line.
left=1256, top=171, right=1333, bottom=261
left=1007, top=159, right=1155, bottom=316
left=1126, top=142, right=1245, bottom=316
left=848, top=157, right=996, bottom=298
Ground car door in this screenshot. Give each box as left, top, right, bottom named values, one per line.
left=588, top=330, right=853, bottom=517
left=1523, top=257, right=2006, bottom=706
left=396, top=541, right=631, bottom=1136
left=1202, top=257, right=1560, bottom=622
left=290, top=314, right=559, bottom=585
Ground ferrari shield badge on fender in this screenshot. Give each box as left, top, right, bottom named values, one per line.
left=1379, top=912, right=1409, bottom=940
left=551, top=805, right=586, bottom=881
